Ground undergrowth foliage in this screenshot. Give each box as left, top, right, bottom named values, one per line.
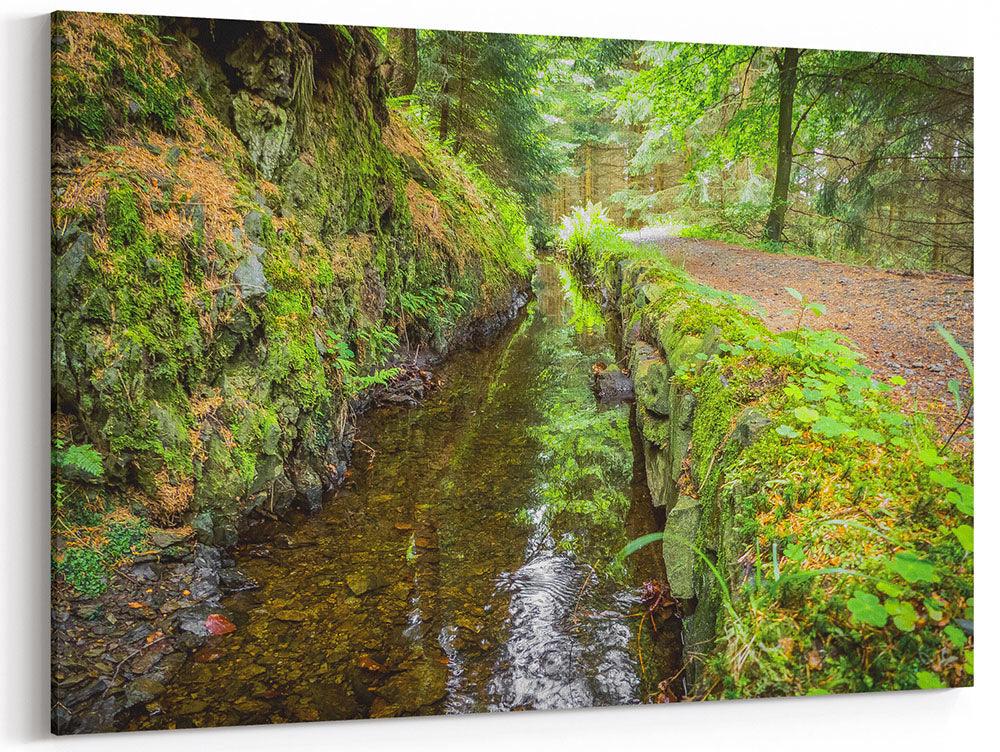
left=565, top=208, right=973, bottom=696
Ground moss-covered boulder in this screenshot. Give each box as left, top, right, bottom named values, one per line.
left=51, top=13, right=533, bottom=560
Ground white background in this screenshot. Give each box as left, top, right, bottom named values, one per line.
left=1, top=1, right=994, bottom=749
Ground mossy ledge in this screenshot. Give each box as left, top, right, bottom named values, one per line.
left=51, top=13, right=533, bottom=583
left=568, top=232, right=973, bottom=698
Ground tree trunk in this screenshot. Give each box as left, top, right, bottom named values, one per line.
left=931, top=131, right=953, bottom=270
left=453, top=36, right=468, bottom=153
left=438, top=51, right=452, bottom=143
left=387, top=28, right=418, bottom=97
left=763, top=47, right=801, bottom=242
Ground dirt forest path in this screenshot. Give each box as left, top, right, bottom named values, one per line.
left=622, top=229, right=974, bottom=436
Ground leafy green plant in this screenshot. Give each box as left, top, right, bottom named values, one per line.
left=399, top=286, right=472, bottom=335
left=53, top=440, right=104, bottom=479
left=356, top=325, right=400, bottom=366
left=783, top=286, right=827, bottom=339
left=52, top=439, right=105, bottom=514
left=57, top=547, right=107, bottom=598
left=611, top=531, right=664, bottom=569
left=559, top=202, right=610, bottom=261
left=574, top=209, right=972, bottom=696
left=325, top=330, right=401, bottom=397
left=935, top=323, right=973, bottom=449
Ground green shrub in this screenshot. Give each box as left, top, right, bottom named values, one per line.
left=57, top=548, right=107, bottom=599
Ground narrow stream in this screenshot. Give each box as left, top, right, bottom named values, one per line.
left=130, top=262, right=678, bottom=729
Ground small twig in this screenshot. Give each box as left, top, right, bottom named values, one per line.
left=354, top=438, right=377, bottom=460
left=636, top=612, right=647, bottom=676
left=942, top=400, right=973, bottom=450
left=102, top=634, right=167, bottom=696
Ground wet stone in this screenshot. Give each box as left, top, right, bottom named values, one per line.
left=219, top=568, right=259, bottom=593
left=123, top=677, right=165, bottom=708
left=375, top=658, right=448, bottom=712
left=592, top=364, right=635, bottom=404
left=176, top=605, right=231, bottom=636
left=128, top=563, right=160, bottom=582
left=345, top=573, right=372, bottom=596
left=274, top=609, right=309, bottom=622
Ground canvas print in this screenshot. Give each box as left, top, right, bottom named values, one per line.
left=50, top=10, right=973, bottom=734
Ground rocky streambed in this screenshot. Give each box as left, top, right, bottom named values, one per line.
left=52, top=261, right=682, bottom=732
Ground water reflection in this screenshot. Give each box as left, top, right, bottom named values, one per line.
left=130, top=262, right=674, bottom=730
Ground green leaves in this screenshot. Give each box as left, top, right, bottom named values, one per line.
left=847, top=591, right=888, bottom=627
left=783, top=542, right=806, bottom=562
left=943, top=624, right=967, bottom=649
left=929, top=468, right=958, bottom=488
left=952, top=525, right=973, bottom=552
left=876, top=580, right=903, bottom=598
left=916, top=671, right=946, bottom=690
left=947, top=378, right=964, bottom=412
left=916, top=445, right=945, bottom=466
left=887, top=552, right=939, bottom=584
left=54, top=442, right=105, bottom=480
left=934, top=323, right=973, bottom=383
left=947, top=483, right=973, bottom=516
left=776, top=424, right=800, bottom=438
left=855, top=427, right=885, bottom=445
left=611, top=531, right=664, bottom=568
left=884, top=599, right=918, bottom=632
left=793, top=405, right=820, bottom=423
left=785, top=286, right=803, bottom=302
left=812, top=415, right=849, bottom=438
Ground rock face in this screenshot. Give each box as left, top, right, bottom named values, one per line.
left=592, top=258, right=771, bottom=690
left=51, top=13, right=533, bottom=549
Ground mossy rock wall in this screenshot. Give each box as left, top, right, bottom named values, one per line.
left=579, top=239, right=972, bottom=697
left=613, top=263, right=763, bottom=686
left=52, top=13, right=533, bottom=546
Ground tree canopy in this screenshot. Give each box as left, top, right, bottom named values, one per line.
left=380, top=28, right=972, bottom=273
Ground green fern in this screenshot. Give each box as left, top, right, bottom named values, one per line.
left=54, top=442, right=104, bottom=479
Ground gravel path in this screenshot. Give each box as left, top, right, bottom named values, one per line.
left=622, top=229, right=974, bottom=433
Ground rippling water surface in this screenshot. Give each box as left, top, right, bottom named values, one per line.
left=131, top=262, right=677, bottom=729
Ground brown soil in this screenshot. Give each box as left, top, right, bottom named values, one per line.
left=634, top=233, right=974, bottom=436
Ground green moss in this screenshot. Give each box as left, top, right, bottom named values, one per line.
left=104, top=183, right=202, bottom=368
left=52, top=15, right=188, bottom=140
left=53, top=17, right=538, bottom=592
left=573, top=218, right=974, bottom=698
left=51, top=62, right=109, bottom=139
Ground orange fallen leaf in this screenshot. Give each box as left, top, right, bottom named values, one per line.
left=127, top=601, right=146, bottom=609
left=146, top=630, right=164, bottom=644
left=357, top=654, right=384, bottom=672
left=181, top=589, right=191, bottom=596
left=205, top=613, right=236, bottom=636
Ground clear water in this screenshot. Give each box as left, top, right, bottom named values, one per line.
left=130, top=261, right=678, bottom=729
